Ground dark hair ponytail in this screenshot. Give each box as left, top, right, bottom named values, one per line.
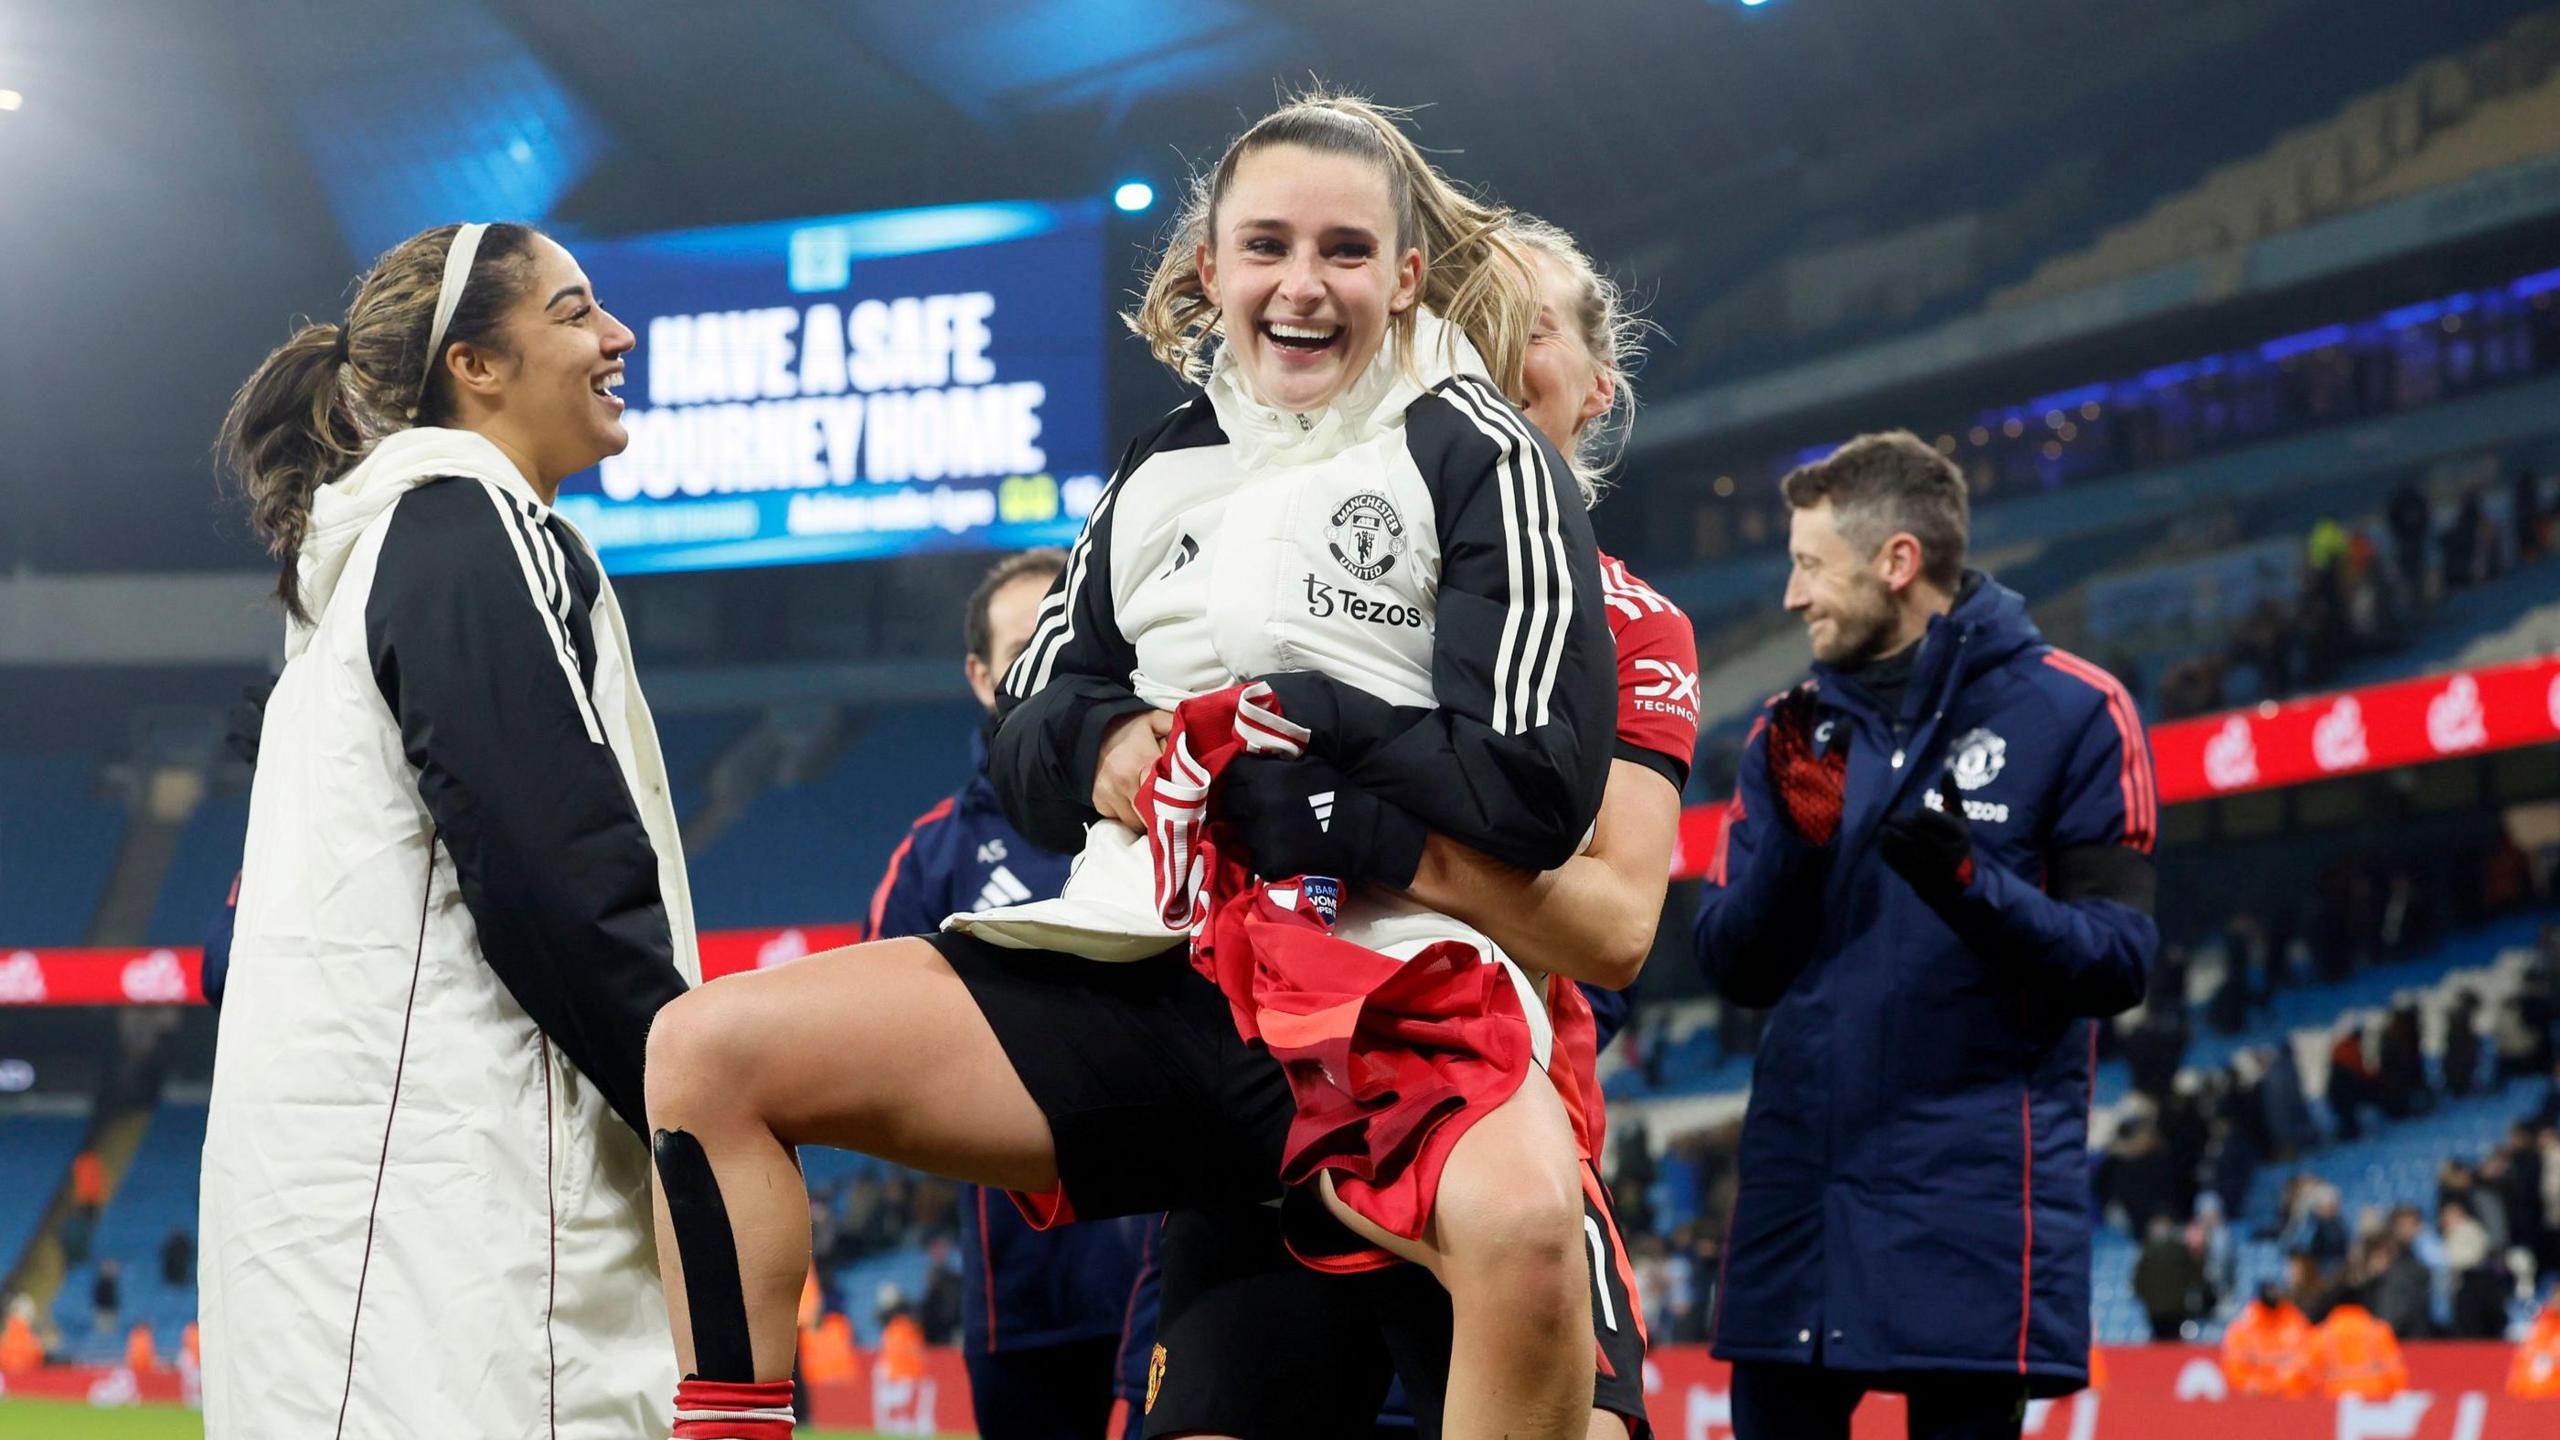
left=216, top=222, right=543, bottom=624
left=217, top=322, right=368, bottom=624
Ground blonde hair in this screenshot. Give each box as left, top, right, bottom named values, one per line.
left=1127, top=89, right=1535, bottom=399
left=1508, top=214, right=1645, bottom=504
left=215, top=222, right=544, bottom=622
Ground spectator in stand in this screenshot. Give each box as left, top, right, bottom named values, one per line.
left=2375, top=1000, right=2430, bottom=1119
left=2519, top=952, right=2560, bottom=1079
left=2263, top=1042, right=2320, bottom=1160
left=1628, top=1234, right=1672, bottom=1343
left=2441, top=487, right=2495, bottom=590
left=2310, top=1292, right=2408, bottom=1400
left=2163, top=1075, right=2212, bottom=1219
left=2443, top=990, right=2485, bottom=1099
left=872, top=1289, right=928, bottom=1392
left=2481, top=836, right=2534, bottom=917
left=2190, top=1194, right=2237, bottom=1302
left=159, top=1227, right=193, bottom=1290
left=837, top=1174, right=886, bottom=1263
left=2329, top=1023, right=2378, bottom=1141
left=2363, top=1223, right=2433, bottom=1341
left=92, top=1259, right=122, bottom=1338
left=2440, top=1199, right=2508, bottom=1341
left=2491, top=1124, right=2548, bottom=1281
left=2342, top=532, right=2401, bottom=654
left=2440, top=1160, right=2509, bottom=1253
left=2539, top=1124, right=2560, bottom=1281
left=2305, top=516, right=2351, bottom=580
left=1612, top=1121, right=1657, bottom=1241
left=2208, top=921, right=2273, bottom=1036
left=1656, top=1221, right=1699, bottom=1343
left=917, top=1235, right=963, bottom=1348
left=2513, top=467, right=2548, bottom=565
left=2498, top=999, right=2556, bottom=1086
left=0, top=1295, right=47, bottom=1375
left=2510, top=1293, right=2560, bottom=1398
left=2286, top=1186, right=2351, bottom=1278
left=2133, top=1216, right=2214, bottom=1342
left=2204, top=1111, right=2261, bottom=1223
left=124, top=1320, right=158, bottom=1376
left=2220, top=1282, right=2314, bottom=1397
left=2378, top=871, right=2439, bottom=960
left=2101, top=1101, right=2180, bottom=1236
left=70, top=1148, right=105, bottom=1224
left=2285, top=1251, right=2340, bottom=1324
left=2123, top=1006, right=2189, bottom=1106
left=1683, top=1228, right=1723, bottom=1346
left=807, top=1192, right=839, bottom=1276
left=2385, top=478, right=2432, bottom=598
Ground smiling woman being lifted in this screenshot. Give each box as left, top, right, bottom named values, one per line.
left=642, top=92, right=1618, bottom=1440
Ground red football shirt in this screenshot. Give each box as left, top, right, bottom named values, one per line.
left=1600, top=550, right=1700, bottom=785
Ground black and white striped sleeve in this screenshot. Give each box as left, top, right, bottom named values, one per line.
left=365, top=475, right=686, bottom=1139
left=1276, top=377, right=1615, bottom=871
left=985, top=408, right=1207, bottom=853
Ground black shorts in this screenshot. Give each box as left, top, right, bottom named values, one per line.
left=929, top=930, right=1294, bottom=1223
left=1142, top=1205, right=1399, bottom=1440
left=1143, top=1165, right=1653, bottom=1439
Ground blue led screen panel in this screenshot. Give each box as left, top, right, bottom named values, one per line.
left=556, top=199, right=1106, bottom=573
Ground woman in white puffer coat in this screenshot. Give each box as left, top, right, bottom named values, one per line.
left=202, top=221, right=697, bottom=1439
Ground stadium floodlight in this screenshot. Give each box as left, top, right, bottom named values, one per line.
left=0, top=89, right=23, bottom=112
left=1113, top=180, right=1156, bottom=214
left=1739, top=0, right=1772, bottom=7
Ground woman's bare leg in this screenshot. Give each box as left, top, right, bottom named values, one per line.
left=645, top=936, right=1055, bottom=1379
left=1319, top=1075, right=1594, bottom=1440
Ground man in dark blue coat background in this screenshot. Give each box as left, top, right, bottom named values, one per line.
left=1693, top=432, right=2160, bottom=1439
left=863, top=548, right=1153, bottom=1440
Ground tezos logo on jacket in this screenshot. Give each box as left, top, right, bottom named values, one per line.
left=1327, top=492, right=1406, bottom=580
left=1949, top=728, right=2007, bottom=791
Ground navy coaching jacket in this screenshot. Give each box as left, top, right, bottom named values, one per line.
left=865, top=727, right=1147, bottom=1359
left=1692, top=575, right=2157, bottom=1393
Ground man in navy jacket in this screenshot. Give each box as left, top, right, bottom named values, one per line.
left=1693, top=431, right=2159, bottom=1439
left=863, top=548, right=1151, bottom=1440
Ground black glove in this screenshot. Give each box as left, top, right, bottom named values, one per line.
left=1248, top=671, right=1410, bottom=765
left=1876, top=771, right=1975, bottom=900
left=1764, top=686, right=1847, bottom=846
left=1215, top=754, right=1427, bottom=889
left=224, top=679, right=278, bottom=769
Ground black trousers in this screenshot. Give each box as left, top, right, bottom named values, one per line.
left=1729, top=1361, right=2030, bottom=1440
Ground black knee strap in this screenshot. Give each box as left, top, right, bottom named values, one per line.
left=652, top=1127, right=757, bottom=1382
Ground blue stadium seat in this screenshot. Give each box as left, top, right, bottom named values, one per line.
left=146, top=793, right=249, bottom=946
left=687, top=700, right=985, bottom=931
left=51, top=1104, right=207, bottom=1364
left=0, top=1112, right=88, bottom=1281
left=0, top=752, right=127, bottom=946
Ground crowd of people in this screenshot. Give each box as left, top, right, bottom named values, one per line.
left=1589, top=815, right=2560, bottom=1353
left=1692, top=274, right=2560, bottom=572
left=2151, top=464, right=2554, bottom=720
left=2104, top=905, right=2560, bottom=1348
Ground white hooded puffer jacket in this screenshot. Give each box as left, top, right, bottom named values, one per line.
left=200, top=428, right=696, bottom=1439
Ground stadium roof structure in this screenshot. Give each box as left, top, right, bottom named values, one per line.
left=2, top=0, right=2550, bottom=573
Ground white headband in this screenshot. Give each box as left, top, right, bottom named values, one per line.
left=408, top=221, right=490, bottom=420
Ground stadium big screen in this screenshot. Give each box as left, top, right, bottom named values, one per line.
left=555, top=199, right=1108, bottom=573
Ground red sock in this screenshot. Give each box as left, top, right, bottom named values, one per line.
left=673, top=1377, right=794, bottom=1439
